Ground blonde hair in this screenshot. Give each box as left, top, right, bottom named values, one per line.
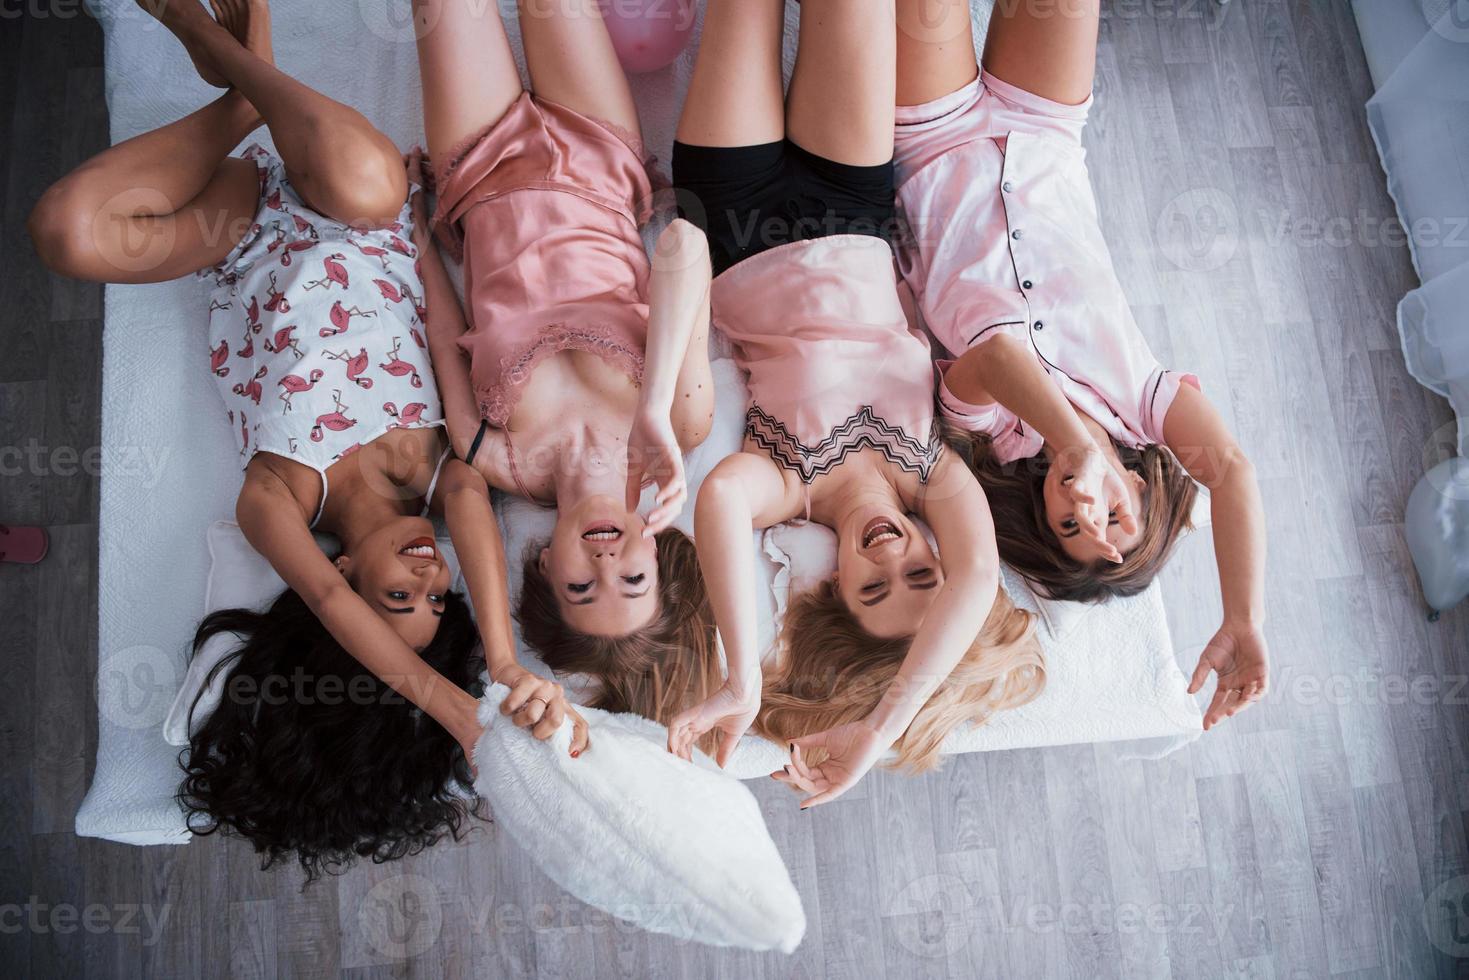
left=755, top=582, right=1046, bottom=772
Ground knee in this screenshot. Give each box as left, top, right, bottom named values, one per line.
left=303, top=131, right=408, bottom=228
left=27, top=181, right=98, bottom=278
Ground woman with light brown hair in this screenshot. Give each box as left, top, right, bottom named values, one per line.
left=891, top=0, right=1269, bottom=729
left=409, top=0, right=722, bottom=729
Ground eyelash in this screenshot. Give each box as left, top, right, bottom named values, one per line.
left=623, top=574, right=645, bottom=586
left=568, top=582, right=593, bottom=594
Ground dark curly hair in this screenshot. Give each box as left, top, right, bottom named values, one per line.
left=177, top=587, right=485, bottom=882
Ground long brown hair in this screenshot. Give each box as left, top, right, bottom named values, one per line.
left=756, top=583, right=1046, bottom=772
left=969, top=435, right=1197, bottom=603
left=516, top=528, right=722, bottom=729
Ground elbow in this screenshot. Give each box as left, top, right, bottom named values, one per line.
left=695, top=467, right=746, bottom=525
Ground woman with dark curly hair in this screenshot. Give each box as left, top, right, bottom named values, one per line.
left=29, top=0, right=586, bottom=874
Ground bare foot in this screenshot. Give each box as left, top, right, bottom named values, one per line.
left=136, top=0, right=272, bottom=88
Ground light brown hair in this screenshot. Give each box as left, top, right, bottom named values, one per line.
left=517, top=529, right=722, bottom=730
left=755, top=582, right=1046, bottom=772
left=969, top=435, right=1197, bottom=603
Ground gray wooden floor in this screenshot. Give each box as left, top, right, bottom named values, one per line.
left=3, top=2, right=1468, bottom=978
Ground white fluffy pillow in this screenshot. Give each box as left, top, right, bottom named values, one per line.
left=473, top=683, right=806, bottom=953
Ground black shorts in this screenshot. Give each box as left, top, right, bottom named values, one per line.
left=670, top=139, right=897, bottom=276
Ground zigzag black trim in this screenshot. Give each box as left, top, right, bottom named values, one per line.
left=745, top=404, right=944, bottom=484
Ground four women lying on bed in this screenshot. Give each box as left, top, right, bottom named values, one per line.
left=28, top=0, right=1267, bottom=875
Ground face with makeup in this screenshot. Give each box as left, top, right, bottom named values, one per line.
left=832, top=510, right=945, bottom=639
left=539, top=495, right=660, bottom=637
left=335, top=515, right=453, bottom=652
left=1041, top=446, right=1147, bottom=565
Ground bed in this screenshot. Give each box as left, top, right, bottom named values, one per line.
left=76, top=0, right=1203, bottom=845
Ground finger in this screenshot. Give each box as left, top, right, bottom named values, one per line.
left=800, top=784, right=847, bottom=810
left=1187, top=655, right=1213, bottom=695
left=532, top=697, right=565, bottom=740
left=714, top=730, right=742, bottom=769
left=625, top=462, right=645, bottom=513
left=513, top=697, right=548, bottom=728
left=1114, top=497, right=1139, bottom=536
left=783, top=763, right=821, bottom=795
left=643, top=497, right=684, bottom=536
left=655, top=467, right=687, bottom=506
left=1203, top=687, right=1237, bottom=730
left=787, top=742, right=816, bottom=783
left=569, top=710, right=590, bottom=757
left=500, top=674, right=541, bottom=715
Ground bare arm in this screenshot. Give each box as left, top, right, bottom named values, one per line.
left=869, top=456, right=1000, bottom=739
left=626, top=219, right=714, bottom=531
left=1162, top=383, right=1268, bottom=728
left=947, top=333, right=1091, bottom=453
left=408, top=159, right=483, bottom=464
left=666, top=451, right=800, bottom=765
left=236, top=474, right=481, bottom=748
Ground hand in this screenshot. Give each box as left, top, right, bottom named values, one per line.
left=403, top=146, right=430, bottom=231
left=770, top=721, right=891, bottom=809
left=494, top=663, right=590, bottom=757
left=1049, top=446, right=1136, bottom=563
left=1189, top=621, right=1269, bottom=731
left=625, top=407, right=687, bottom=537
left=666, top=678, right=760, bottom=768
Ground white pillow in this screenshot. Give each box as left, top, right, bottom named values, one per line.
left=473, top=683, right=806, bottom=953
left=164, top=521, right=463, bottom=745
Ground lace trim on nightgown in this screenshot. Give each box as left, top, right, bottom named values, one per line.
left=476, top=323, right=646, bottom=426
left=745, top=405, right=945, bottom=485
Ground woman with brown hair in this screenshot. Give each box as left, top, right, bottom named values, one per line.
left=409, top=0, right=722, bottom=729
left=891, top=0, right=1268, bottom=729
left=661, top=0, right=1042, bottom=805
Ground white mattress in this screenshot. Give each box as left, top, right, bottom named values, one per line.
left=78, top=0, right=1199, bottom=846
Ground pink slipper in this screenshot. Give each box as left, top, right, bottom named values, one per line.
left=0, top=525, right=48, bottom=564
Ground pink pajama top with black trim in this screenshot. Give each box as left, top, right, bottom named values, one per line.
left=893, top=73, right=1199, bottom=463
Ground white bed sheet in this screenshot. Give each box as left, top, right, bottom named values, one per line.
left=78, top=0, right=1199, bottom=846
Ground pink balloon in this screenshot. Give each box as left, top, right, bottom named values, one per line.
left=600, top=0, right=696, bottom=74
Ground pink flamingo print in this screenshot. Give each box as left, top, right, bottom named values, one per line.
left=278, top=368, right=325, bottom=412
left=263, top=324, right=303, bottom=359
left=264, top=272, right=291, bottom=314
left=303, top=253, right=349, bottom=290
left=402, top=284, right=428, bottom=322
left=278, top=239, right=315, bottom=268
left=292, top=213, right=317, bottom=237
left=319, top=300, right=376, bottom=338
left=352, top=239, right=393, bottom=271
left=383, top=401, right=428, bottom=427
left=232, top=365, right=268, bottom=405
left=235, top=326, right=255, bottom=359
left=387, top=235, right=413, bottom=257
left=326, top=347, right=373, bottom=389
left=410, top=327, right=427, bottom=350
left=241, top=411, right=249, bottom=455
left=373, top=279, right=404, bottom=303
left=379, top=337, right=422, bottom=388
left=287, top=436, right=299, bottom=454
left=265, top=187, right=284, bottom=211
left=209, top=339, right=230, bottom=378
left=244, top=294, right=261, bottom=332
left=208, top=298, right=232, bottom=316
left=310, top=390, right=357, bottom=442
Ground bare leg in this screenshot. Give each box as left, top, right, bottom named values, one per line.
left=786, top=0, right=897, bottom=166
left=142, top=0, right=409, bottom=224
left=980, top=0, right=1099, bottom=106
left=517, top=0, right=641, bottom=140
left=411, top=0, right=524, bottom=163
left=675, top=0, right=786, bottom=148
left=895, top=0, right=977, bottom=107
